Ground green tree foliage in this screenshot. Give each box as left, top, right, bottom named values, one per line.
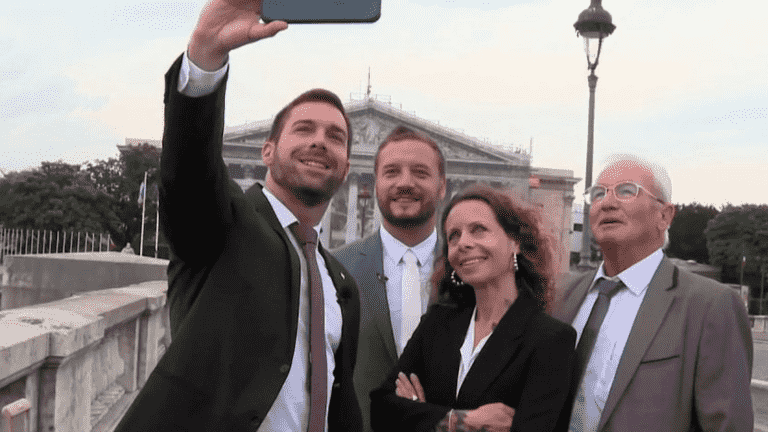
left=0, top=143, right=162, bottom=254
left=667, top=203, right=719, bottom=264
left=704, top=204, right=768, bottom=313
left=85, top=143, right=161, bottom=252
left=705, top=204, right=768, bottom=273
left=0, top=162, right=122, bottom=234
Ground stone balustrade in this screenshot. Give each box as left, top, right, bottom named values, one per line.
left=753, top=315, right=767, bottom=333
left=0, top=278, right=766, bottom=432
left=0, top=281, right=169, bottom=432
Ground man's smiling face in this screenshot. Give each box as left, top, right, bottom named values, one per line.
left=262, top=101, right=350, bottom=207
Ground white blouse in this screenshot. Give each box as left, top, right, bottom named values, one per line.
left=456, top=307, right=494, bottom=397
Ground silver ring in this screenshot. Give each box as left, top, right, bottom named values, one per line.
left=411, top=395, right=418, bottom=401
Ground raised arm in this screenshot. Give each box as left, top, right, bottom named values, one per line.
left=188, top=0, right=287, bottom=71
left=159, top=0, right=287, bottom=263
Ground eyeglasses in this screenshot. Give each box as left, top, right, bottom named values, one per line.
left=584, top=182, right=665, bottom=205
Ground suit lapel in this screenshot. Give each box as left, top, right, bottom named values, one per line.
left=433, top=305, right=474, bottom=402
left=361, top=233, right=399, bottom=364
left=319, top=244, right=356, bottom=307
left=598, top=257, right=678, bottom=431
left=558, top=270, right=598, bottom=324
left=245, top=184, right=302, bottom=332
left=455, top=296, right=538, bottom=405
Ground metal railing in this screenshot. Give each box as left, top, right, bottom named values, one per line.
left=0, top=228, right=112, bottom=263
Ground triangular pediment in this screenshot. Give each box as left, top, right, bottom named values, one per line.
left=345, top=99, right=529, bottom=166
left=222, top=98, right=530, bottom=167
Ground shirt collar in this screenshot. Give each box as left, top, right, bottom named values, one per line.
left=379, top=226, right=437, bottom=266
left=262, top=186, right=320, bottom=237
left=593, top=248, right=664, bottom=296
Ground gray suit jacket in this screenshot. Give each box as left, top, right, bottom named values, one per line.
left=553, top=255, right=754, bottom=431
left=334, top=231, right=437, bottom=432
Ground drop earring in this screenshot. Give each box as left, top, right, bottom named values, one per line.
left=513, top=253, right=519, bottom=273
left=450, top=270, right=465, bottom=286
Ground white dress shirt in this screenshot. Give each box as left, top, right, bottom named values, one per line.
left=568, top=248, right=663, bottom=432
left=258, top=188, right=342, bottom=432
left=379, top=226, right=437, bottom=356
left=177, top=51, right=228, bottom=96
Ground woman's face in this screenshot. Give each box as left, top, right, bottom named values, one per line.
left=444, top=199, right=520, bottom=288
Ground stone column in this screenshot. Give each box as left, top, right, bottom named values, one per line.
left=137, top=291, right=167, bottom=388
left=345, top=175, right=359, bottom=245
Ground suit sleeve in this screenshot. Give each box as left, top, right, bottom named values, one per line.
left=512, top=321, right=576, bottom=432
left=370, top=308, right=453, bottom=432
left=693, top=288, right=754, bottom=431
left=159, top=54, right=234, bottom=264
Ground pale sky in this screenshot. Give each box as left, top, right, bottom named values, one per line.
left=2, top=0, right=766, bottom=207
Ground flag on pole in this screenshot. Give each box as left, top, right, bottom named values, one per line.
left=742, top=255, right=747, bottom=267
left=138, top=180, right=146, bottom=205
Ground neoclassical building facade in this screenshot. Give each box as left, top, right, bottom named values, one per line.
left=122, top=97, right=579, bottom=273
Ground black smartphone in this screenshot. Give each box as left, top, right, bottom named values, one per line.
left=262, top=0, right=381, bottom=23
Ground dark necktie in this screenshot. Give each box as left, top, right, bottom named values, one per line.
left=290, top=223, right=327, bottom=432
left=573, top=278, right=624, bottom=385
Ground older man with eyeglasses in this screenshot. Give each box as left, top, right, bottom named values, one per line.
left=553, top=154, right=754, bottom=432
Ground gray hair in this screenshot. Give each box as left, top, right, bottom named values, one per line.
left=598, top=153, right=672, bottom=203
left=597, top=153, right=673, bottom=249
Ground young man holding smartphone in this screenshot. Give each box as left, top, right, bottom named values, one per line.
left=114, top=1, right=363, bottom=431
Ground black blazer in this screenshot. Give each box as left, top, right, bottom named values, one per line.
left=114, top=54, right=362, bottom=432
left=370, top=295, right=575, bottom=432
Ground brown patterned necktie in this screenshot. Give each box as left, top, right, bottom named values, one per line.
left=289, top=222, right=327, bottom=432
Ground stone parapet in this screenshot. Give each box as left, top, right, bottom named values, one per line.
left=0, top=281, right=169, bottom=432
left=1, top=252, right=168, bottom=310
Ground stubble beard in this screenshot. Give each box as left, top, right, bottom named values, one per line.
left=380, top=198, right=435, bottom=230
left=272, top=151, right=345, bottom=208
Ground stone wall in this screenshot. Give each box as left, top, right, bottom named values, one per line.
left=0, top=281, right=169, bottom=432
left=1, top=253, right=168, bottom=310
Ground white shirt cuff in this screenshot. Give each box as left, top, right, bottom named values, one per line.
left=178, top=51, right=229, bottom=97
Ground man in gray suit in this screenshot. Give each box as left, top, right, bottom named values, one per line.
left=554, top=154, right=753, bottom=431
left=334, top=126, right=446, bottom=432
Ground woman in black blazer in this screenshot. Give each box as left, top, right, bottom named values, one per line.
left=371, top=184, right=576, bottom=432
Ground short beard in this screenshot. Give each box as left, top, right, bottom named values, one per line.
left=270, top=147, right=345, bottom=207
left=287, top=184, right=336, bottom=208
left=381, top=208, right=433, bottom=230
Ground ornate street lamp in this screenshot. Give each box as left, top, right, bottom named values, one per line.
left=576, top=0, right=615, bottom=269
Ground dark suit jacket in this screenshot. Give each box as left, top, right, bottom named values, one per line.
left=114, top=54, right=362, bottom=432
left=370, top=294, right=576, bottom=432
left=553, top=256, right=754, bottom=432
left=334, top=231, right=411, bottom=432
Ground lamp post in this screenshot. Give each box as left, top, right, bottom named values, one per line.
left=576, top=0, right=615, bottom=269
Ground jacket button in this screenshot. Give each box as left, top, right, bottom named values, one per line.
left=280, top=364, right=290, bottom=373
left=250, top=415, right=261, bottom=427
